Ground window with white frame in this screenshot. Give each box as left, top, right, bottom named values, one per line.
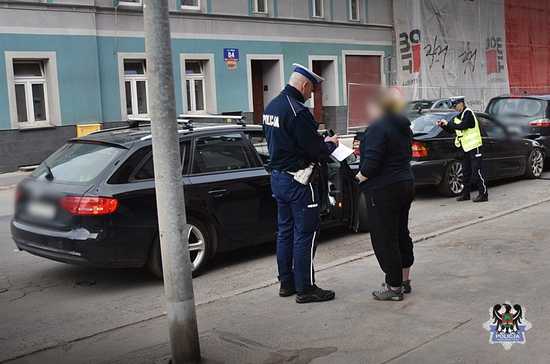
left=13, top=61, right=49, bottom=125
left=349, top=0, right=359, bottom=21
left=123, top=60, right=148, bottom=117
left=184, top=61, right=206, bottom=113
left=313, top=0, right=324, bottom=18
left=181, top=0, right=200, bottom=10
left=118, top=0, right=142, bottom=7
left=254, top=0, right=268, bottom=13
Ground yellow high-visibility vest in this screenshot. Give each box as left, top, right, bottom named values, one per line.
left=453, top=108, right=483, bottom=152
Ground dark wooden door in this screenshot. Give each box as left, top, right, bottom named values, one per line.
left=251, top=61, right=264, bottom=124
left=346, top=55, right=382, bottom=128
left=312, top=62, right=324, bottom=123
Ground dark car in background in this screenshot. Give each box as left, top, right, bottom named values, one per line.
left=353, top=111, right=545, bottom=196
left=485, top=95, right=550, bottom=155
left=11, top=121, right=366, bottom=277
left=405, top=98, right=456, bottom=119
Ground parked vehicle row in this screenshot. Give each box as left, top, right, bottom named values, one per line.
left=353, top=110, right=545, bottom=196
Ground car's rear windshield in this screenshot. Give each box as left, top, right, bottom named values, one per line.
left=410, top=113, right=448, bottom=134
left=31, top=142, right=124, bottom=183
left=406, top=100, right=434, bottom=113
left=486, top=98, right=547, bottom=119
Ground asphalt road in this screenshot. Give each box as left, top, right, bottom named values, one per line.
left=1, top=173, right=549, bottom=362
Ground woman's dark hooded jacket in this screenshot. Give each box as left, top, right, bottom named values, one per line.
left=359, top=112, right=414, bottom=191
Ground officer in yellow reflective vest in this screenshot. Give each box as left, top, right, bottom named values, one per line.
left=437, top=97, right=488, bottom=202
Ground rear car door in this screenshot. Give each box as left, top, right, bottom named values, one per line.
left=477, top=115, right=524, bottom=178
left=185, top=132, right=273, bottom=250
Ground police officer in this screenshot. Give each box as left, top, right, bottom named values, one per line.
left=263, top=64, right=338, bottom=304
left=437, top=97, right=488, bottom=202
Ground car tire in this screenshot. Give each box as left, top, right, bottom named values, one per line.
left=147, top=218, right=215, bottom=279
left=437, top=160, right=465, bottom=197
left=355, top=191, right=369, bottom=233
left=525, top=148, right=545, bottom=179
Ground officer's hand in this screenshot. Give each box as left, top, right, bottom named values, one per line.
left=437, top=119, right=448, bottom=127
left=325, top=135, right=339, bottom=146
left=355, top=172, right=368, bottom=182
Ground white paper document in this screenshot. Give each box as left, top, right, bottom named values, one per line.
left=330, top=144, right=354, bottom=162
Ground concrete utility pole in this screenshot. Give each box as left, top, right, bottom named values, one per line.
left=143, top=0, right=201, bottom=362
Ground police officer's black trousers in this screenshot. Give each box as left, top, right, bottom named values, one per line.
left=462, top=147, right=488, bottom=197
left=365, top=180, right=415, bottom=288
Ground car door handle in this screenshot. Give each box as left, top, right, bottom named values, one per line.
left=208, top=189, right=230, bottom=198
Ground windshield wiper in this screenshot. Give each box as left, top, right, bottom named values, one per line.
left=44, top=162, right=54, bottom=181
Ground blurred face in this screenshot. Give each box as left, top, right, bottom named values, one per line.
left=365, top=100, right=382, bottom=124
left=454, top=102, right=465, bottom=112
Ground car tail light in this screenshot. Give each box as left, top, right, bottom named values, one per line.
left=60, top=196, right=118, bottom=216
left=529, top=119, right=550, bottom=127
left=412, top=141, right=429, bottom=158
left=353, top=139, right=360, bottom=156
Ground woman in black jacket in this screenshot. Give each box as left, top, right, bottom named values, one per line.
left=356, top=88, right=415, bottom=301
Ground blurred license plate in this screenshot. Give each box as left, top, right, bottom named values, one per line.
left=27, top=201, right=56, bottom=219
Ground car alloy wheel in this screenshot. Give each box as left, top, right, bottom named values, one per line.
left=448, top=161, right=464, bottom=195
left=529, top=149, right=544, bottom=178
left=188, top=224, right=207, bottom=272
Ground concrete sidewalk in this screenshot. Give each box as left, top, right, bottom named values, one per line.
left=11, top=201, right=550, bottom=364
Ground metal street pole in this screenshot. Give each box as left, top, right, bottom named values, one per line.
left=143, top=0, right=201, bottom=362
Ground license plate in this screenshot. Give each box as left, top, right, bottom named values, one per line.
left=27, top=201, right=56, bottom=219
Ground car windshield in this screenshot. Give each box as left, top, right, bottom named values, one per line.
left=410, top=113, right=447, bottom=134
left=487, top=98, right=546, bottom=119
left=31, top=142, right=124, bottom=183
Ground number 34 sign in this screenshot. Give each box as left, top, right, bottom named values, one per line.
left=224, top=48, right=239, bottom=71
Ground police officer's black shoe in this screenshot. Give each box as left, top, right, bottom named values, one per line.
left=456, top=194, right=470, bottom=201
left=296, top=285, right=335, bottom=304
left=473, top=194, right=488, bottom=203
left=279, top=280, right=296, bottom=297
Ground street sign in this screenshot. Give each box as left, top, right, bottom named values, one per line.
left=224, top=48, right=239, bottom=70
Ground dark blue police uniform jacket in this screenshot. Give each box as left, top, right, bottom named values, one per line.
left=263, top=85, right=330, bottom=172
left=263, top=84, right=332, bottom=291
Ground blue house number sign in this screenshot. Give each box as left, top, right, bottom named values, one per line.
left=224, top=48, right=239, bottom=70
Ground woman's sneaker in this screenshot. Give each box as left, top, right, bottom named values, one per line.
left=402, top=280, right=412, bottom=294
left=372, top=285, right=403, bottom=301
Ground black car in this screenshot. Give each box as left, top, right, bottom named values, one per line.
left=410, top=111, right=545, bottom=195
left=353, top=111, right=545, bottom=196
left=485, top=95, right=550, bottom=155
left=11, top=122, right=365, bottom=277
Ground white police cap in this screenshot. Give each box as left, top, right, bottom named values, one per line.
left=292, top=63, right=324, bottom=85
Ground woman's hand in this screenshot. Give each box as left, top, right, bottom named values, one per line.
left=355, top=172, right=368, bottom=183
left=324, top=135, right=339, bottom=146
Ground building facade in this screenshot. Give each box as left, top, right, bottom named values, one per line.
left=0, top=0, right=394, bottom=172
